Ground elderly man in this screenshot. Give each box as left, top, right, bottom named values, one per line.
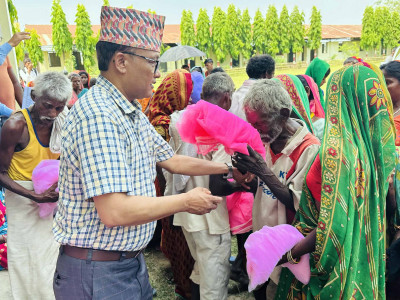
left=0, top=71, right=71, bottom=299
left=52, top=7, right=248, bottom=300
left=165, top=72, right=236, bottom=300
left=230, top=54, right=275, bottom=120
left=232, top=79, right=320, bottom=299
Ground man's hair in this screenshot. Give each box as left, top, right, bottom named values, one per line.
left=209, top=67, right=224, bottom=74
left=343, top=57, right=359, bottom=65
left=89, top=77, right=97, bottom=86
left=381, top=61, right=400, bottom=82
left=23, top=58, right=31, bottom=65
left=68, top=73, right=80, bottom=81
left=202, top=72, right=235, bottom=102
left=246, top=55, right=275, bottom=79
left=32, top=72, right=72, bottom=102
left=243, top=79, right=291, bottom=118
left=96, top=41, right=132, bottom=71
left=181, top=64, right=189, bottom=69
left=204, top=58, right=213, bottom=65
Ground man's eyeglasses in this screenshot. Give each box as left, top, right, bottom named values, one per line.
left=122, top=52, right=160, bottom=74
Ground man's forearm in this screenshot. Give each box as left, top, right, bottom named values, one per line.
left=0, top=173, right=35, bottom=200
left=159, top=154, right=228, bottom=176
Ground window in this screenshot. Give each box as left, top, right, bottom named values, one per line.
left=322, top=44, right=325, bottom=54
left=338, top=42, right=343, bottom=52
left=48, top=52, right=61, bottom=67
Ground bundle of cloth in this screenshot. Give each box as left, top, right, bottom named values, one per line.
left=177, top=100, right=265, bottom=233
left=31, top=160, right=60, bottom=218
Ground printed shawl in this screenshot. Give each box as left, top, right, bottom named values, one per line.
left=276, top=65, right=396, bottom=299
left=149, top=69, right=193, bottom=141
left=305, top=58, right=330, bottom=109
left=274, top=74, right=315, bottom=133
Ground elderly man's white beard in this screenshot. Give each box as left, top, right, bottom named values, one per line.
left=40, top=116, right=56, bottom=122
left=260, top=126, right=283, bottom=145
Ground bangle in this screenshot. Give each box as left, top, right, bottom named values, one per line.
left=286, top=249, right=300, bottom=264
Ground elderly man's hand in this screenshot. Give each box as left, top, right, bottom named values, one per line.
left=232, top=168, right=255, bottom=190
left=8, top=32, right=31, bottom=47
left=185, top=187, right=223, bottom=215
left=232, top=145, right=268, bottom=179
left=33, top=183, right=59, bottom=203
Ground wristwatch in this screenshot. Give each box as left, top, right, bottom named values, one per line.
left=223, top=163, right=233, bottom=179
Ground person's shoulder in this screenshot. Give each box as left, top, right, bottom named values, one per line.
left=1, top=111, right=26, bottom=136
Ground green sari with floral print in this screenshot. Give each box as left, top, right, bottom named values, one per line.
left=275, top=64, right=396, bottom=299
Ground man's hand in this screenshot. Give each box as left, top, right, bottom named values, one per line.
left=33, top=183, right=59, bottom=203
left=232, top=145, right=268, bottom=179
left=232, top=168, right=255, bottom=190
left=185, top=187, right=223, bottom=215
left=8, top=32, right=31, bottom=47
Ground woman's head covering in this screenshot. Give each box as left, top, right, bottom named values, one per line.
left=190, top=71, right=204, bottom=104
left=273, top=74, right=314, bottom=133
left=190, top=66, right=205, bottom=78
left=297, top=74, right=325, bottom=119
left=277, top=64, right=396, bottom=299
left=305, top=58, right=330, bottom=109
left=149, top=69, right=193, bottom=141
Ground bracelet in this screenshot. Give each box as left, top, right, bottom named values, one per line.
left=286, top=249, right=300, bottom=265
left=223, top=162, right=233, bottom=179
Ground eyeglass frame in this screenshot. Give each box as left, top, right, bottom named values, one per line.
left=121, top=51, right=160, bottom=74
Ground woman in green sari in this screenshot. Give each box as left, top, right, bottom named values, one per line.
left=275, top=64, right=396, bottom=299
left=305, top=58, right=330, bottom=110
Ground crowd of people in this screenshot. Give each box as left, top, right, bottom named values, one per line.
left=0, top=5, right=400, bottom=300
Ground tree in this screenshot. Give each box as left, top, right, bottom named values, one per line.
left=196, top=8, right=211, bottom=56
left=7, top=0, right=25, bottom=62
left=51, top=0, right=73, bottom=69
left=240, top=9, right=253, bottom=60
left=226, top=4, right=242, bottom=60
left=211, top=7, right=228, bottom=62
left=25, top=29, right=44, bottom=68
left=103, top=0, right=110, bottom=6
left=278, top=5, right=291, bottom=54
left=290, top=6, right=305, bottom=54
left=75, top=4, right=96, bottom=70
left=360, top=6, right=379, bottom=50
left=375, top=0, right=400, bottom=12
left=265, top=5, right=280, bottom=57
left=253, top=9, right=266, bottom=54
left=180, top=10, right=196, bottom=46
left=308, top=6, right=322, bottom=54
left=339, top=42, right=360, bottom=57
left=375, top=6, right=398, bottom=52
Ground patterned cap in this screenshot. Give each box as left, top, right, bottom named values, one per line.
left=99, top=6, right=165, bottom=52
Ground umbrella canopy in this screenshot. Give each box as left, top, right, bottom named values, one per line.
left=159, top=45, right=206, bottom=62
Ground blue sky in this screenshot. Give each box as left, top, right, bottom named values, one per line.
left=15, top=0, right=376, bottom=27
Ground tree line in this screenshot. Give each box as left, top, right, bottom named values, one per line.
left=180, top=5, right=323, bottom=62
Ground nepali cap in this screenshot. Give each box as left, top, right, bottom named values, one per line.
left=99, top=6, right=165, bottom=52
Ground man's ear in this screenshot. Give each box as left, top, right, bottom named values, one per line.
left=112, top=52, right=128, bottom=74
left=280, top=107, right=291, bottom=118
left=30, top=89, right=36, bottom=101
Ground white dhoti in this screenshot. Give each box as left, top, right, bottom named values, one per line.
left=5, top=181, right=59, bottom=300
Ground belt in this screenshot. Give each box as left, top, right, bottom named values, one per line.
left=62, top=245, right=143, bottom=261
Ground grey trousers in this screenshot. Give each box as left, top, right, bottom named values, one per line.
left=53, top=248, right=153, bottom=300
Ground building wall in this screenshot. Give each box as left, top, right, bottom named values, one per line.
left=0, top=0, right=18, bottom=72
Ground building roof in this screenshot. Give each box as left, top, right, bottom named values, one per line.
left=25, top=24, right=362, bottom=47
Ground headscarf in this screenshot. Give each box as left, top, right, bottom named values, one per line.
left=190, top=66, right=205, bottom=78
left=298, top=74, right=325, bottom=119
left=190, top=71, right=204, bottom=104
left=305, top=58, right=330, bottom=109
left=149, top=69, right=193, bottom=141
left=273, top=74, right=314, bottom=133
left=276, top=64, right=396, bottom=299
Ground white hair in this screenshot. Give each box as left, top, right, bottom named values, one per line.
left=243, top=79, right=292, bottom=117
left=33, top=71, right=72, bottom=102
left=202, top=72, right=235, bottom=101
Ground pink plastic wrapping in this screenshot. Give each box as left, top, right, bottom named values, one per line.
left=31, top=160, right=59, bottom=218
left=245, top=224, right=310, bottom=291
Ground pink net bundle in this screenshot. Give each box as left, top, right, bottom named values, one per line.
left=226, top=191, right=253, bottom=234
left=176, top=100, right=266, bottom=158
left=32, top=160, right=60, bottom=218
left=245, top=224, right=310, bottom=291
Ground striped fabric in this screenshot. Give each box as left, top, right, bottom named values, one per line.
left=99, top=6, right=165, bottom=52
left=53, top=75, right=174, bottom=251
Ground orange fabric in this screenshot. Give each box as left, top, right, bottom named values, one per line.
left=149, top=69, right=193, bottom=141
left=137, top=89, right=155, bottom=113
left=0, top=57, right=15, bottom=110
left=394, top=115, right=400, bottom=146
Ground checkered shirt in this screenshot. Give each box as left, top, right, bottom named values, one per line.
left=53, top=75, right=174, bottom=251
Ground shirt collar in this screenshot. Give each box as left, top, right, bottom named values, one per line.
left=96, top=75, right=142, bottom=115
